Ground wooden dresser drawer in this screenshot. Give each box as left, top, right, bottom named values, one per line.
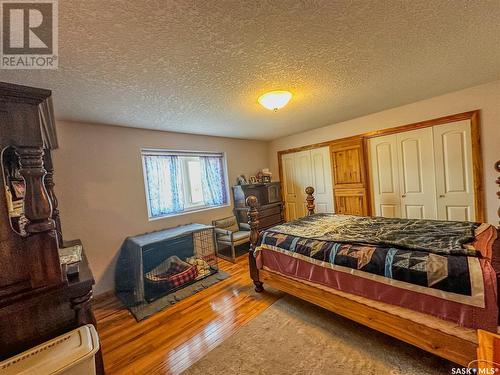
left=259, top=213, right=283, bottom=229
left=259, top=205, right=282, bottom=218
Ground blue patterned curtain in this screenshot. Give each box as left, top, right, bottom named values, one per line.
left=144, top=155, right=184, bottom=217
left=200, top=156, right=227, bottom=206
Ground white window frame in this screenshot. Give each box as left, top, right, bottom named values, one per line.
left=141, top=148, right=230, bottom=220
left=180, top=156, right=205, bottom=209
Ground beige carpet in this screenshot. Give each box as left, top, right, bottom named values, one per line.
left=183, top=295, right=456, bottom=374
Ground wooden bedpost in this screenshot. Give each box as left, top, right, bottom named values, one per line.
left=496, top=160, right=500, bottom=226
left=493, top=160, right=500, bottom=324
left=246, top=195, right=264, bottom=292
left=305, top=186, right=315, bottom=215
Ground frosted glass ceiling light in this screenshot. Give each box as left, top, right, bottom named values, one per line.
left=258, top=90, right=292, bottom=111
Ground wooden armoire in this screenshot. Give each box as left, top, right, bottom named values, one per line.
left=0, top=82, right=103, bottom=372
left=329, top=137, right=370, bottom=216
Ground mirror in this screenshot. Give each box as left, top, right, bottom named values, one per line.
left=1, top=146, right=27, bottom=236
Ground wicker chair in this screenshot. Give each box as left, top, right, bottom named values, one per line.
left=212, top=216, right=250, bottom=262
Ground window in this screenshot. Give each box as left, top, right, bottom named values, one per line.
left=141, top=149, right=228, bottom=219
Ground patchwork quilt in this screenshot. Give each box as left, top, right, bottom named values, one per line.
left=257, top=231, right=482, bottom=299
left=267, top=213, right=479, bottom=256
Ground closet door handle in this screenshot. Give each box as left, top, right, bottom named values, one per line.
left=401, top=194, right=406, bottom=198
left=439, top=194, right=445, bottom=198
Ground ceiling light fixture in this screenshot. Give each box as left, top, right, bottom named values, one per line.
left=258, top=90, right=292, bottom=111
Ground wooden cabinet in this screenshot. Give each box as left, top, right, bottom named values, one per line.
left=331, top=138, right=366, bottom=189
left=334, top=188, right=368, bottom=216
left=0, top=83, right=103, bottom=373
left=330, top=138, right=369, bottom=216
left=332, top=147, right=364, bottom=188
left=232, top=182, right=284, bottom=229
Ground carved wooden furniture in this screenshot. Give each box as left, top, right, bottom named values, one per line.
left=246, top=177, right=500, bottom=366
left=232, top=182, right=283, bottom=229
left=0, top=82, right=103, bottom=373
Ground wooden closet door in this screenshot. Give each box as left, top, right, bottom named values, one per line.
left=433, top=120, right=475, bottom=221
left=331, top=142, right=365, bottom=189
left=330, top=138, right=369, bottom=216
left=334, top=189, right=367, bottom=216
left=368, top=134, right=401, bottom=218
left=396, top=127, right=437, bottom=219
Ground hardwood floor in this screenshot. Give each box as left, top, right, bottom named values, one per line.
left=93, top=255, right=283, bottom=375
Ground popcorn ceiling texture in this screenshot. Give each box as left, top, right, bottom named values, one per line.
left=1, top=0, right=499, bottom=140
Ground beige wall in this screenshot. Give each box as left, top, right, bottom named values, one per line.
left=52, top=122, right=270, bottom=294
left=269, top=80, right=500, bottom=225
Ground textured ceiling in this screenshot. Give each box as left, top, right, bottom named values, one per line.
left=1, top=1, right=499, bottom=140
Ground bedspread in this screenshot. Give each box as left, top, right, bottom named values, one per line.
left=268, top=213, right=479, bottom=256
left=257, top=231, right=484, bottom=307
left=254, top=216, right=498, bottom=331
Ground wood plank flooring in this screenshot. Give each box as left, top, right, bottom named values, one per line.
left=93, top=256, right=283, bottom=375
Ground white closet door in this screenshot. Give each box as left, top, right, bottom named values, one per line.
left=396, top=127, right=437, bottom=219
left=368, top=135, right=401, bottom=218
left=294, top=150, right=312, bottom=217
left=433, top=120, right=475, bottom=221
left=281, top=153, right=300, bottom=221
left=310, top=147, right=334, bottom=213
left=281, top=148, right=334, bottom=221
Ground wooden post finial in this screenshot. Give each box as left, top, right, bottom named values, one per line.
left=305, top=186, right=315, bottom=216
left=246, top=195, right=263, bottom=292
left=246, top=195, right=260, bottom=249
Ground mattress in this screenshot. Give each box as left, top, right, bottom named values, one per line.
left=255, top=219, right=498, bottom=332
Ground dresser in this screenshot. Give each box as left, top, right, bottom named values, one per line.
left=0, top=82, right=103, bottom=373
left=232, top=182, right=284, bottom=229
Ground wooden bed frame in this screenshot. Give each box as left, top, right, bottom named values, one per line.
left=246, top=162, right=500, bottom=367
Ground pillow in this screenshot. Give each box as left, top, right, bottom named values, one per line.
left=215, top=216, right=239, bottom=233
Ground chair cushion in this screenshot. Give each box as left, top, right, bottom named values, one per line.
left=214, top=216, right=239, bottom=233
left=218, top=231, right=250, bottom=243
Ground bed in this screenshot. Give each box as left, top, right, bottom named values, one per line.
left=246, top=183, right=500, bottom=367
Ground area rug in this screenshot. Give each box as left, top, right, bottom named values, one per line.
left=183, top=295, right=455, bottom=374
left=123, top=271, right=230, bottom=321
